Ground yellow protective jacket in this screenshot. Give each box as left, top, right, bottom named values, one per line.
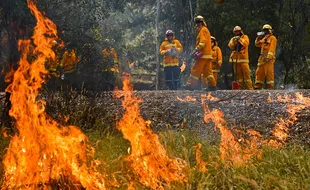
left=102, top=48, right=119, bottom=72
left=195, top=25, right=212, bottom=59
left=255, top=35, right=277, bottom=66
left=160, top=37, right=183, bottom=67
left=228, top=34, right=249, bottom=63
left=60, top=49, right=80, bottom=74
left=211, top=45, right=223, bottom=72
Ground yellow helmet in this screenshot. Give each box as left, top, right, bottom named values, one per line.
left=194, top=15, right=205, bottom=23
left=211, top=36, right=216, bottom=41
left=262, top=24, right=272, bottom=30
left=233, top=26, right=242, bottom=32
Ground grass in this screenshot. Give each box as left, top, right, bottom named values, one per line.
left=0, top=129, right=310, bottom=189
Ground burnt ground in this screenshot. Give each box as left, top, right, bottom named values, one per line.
left=1, top=90, right=310, bottom=147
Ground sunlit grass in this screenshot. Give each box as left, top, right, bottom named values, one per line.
left=88, top=129, right=310, bottom=189
left=1, top=129, right=310, bottom=189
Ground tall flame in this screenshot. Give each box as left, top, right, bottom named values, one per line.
left=1, top=1, right=106, bottom=189
left=202, top=94, right=262, bottom=167
left=116, top=78, right=188, bottom=189
left=193, top=143, right=208, bottom=173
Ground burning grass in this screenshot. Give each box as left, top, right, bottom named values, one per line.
left=1, top=129, right=310, bottom=189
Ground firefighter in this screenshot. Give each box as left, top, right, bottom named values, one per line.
left=59, top=47, right=80, bottom=80
left=102, top=47, right=119, bottom=90
left=160, top=29, right=183, bottom=90
left=202, top=36, right=222, bottom=87
left=47, top=40, right=61, bottom=77
left=254, top=24, right=277, bottom=89
left=185, top=15, right=216, bottom=91
left=228, top=26, right=253, bottom=89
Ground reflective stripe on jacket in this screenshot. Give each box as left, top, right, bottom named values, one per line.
left=60, top=50, right=79, bottom=73
left=160, top=37, right=183, bottom=67
left=211, top=45, right=222, bottom=72
left=255, top=35, right=277, bottom=66
left=228, top=34, right=250, bottom=63
left=196, top=25, right=212, bottom=59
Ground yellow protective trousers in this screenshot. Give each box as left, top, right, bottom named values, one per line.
left=254, top=60, right=275, bottom=89
left=201, top=72, right=218, bottom=88
left=234, top=62, right=253, bottom=90
left=187, top=58, right=216, bottom=88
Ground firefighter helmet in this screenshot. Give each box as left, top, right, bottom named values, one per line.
left=211, top=36, right=216, bottom=41
left=262, top=24, right=272, bottom=30
left=194, top=15, right=205, bottom=23
left=165, top=29, right=174, bottom=36
left=262, top=24, right=273, bottom=34
left=233, top=26, right=242, bottom=32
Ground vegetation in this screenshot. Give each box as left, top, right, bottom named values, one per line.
left=1, top=129, right=310, bottom=189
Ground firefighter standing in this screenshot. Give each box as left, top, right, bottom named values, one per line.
left=210, top=36, right=222, bottom=87
left=254, top=24, right=277, bottom=89
left=47, top=40, right=61, bottom=77
left=59, top=47, right=80, bottom=79
left=160, top=29, right=183, bottom=90
left=228, top=26, right=253, bottom=89
left=102, top=47, right=119, bottom=90
left=185, top=15, right=216, bottom=91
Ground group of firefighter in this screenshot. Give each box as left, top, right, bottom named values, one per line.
left=51, top=15, right=277, bottom=91
left=160, top=15, right=277, bottom=91
left=47, top=40, right=120, bottom=90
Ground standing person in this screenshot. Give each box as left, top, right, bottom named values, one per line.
left=185, top=15, right=216, bottom=91
left=210, top=36, right=223, bottom=87
left=160, top=29, right=183, bottom=90
left=60, top=47, right=80, bottom=79
left=228, top=26, right=253, bottom=89
left=254, top=24, right=277, bottom=89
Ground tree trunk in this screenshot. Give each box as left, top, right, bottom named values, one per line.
left=155, top=0, right=161, bottom=90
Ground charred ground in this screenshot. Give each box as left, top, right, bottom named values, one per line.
left=1, top=90, right=310, bottom=147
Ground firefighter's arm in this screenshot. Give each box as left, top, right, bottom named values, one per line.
left=267, top=36, right=277, bottom=59
left=176, top=40, right=183, bottom=53
left=255, top=37, right=263, bottom=47
left=60, top=52, right=67, bottom=68
left=239, top=35, right=249, bottom=48
left=196, top=29, right=208, bottom=50
left=160, top=42, right=168, bottom=55
left=217, top=47, right=223, bottom=67
left=228, top=38, right=236, bottom=50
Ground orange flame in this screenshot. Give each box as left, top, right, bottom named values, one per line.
left=266, top=92, right=310, bottom=148
left=176, top=96, right=197, bottom=102
left=116, top=78, right=188, bottom=189
left=193, top=143, right=208, bottom=173
left=202, top=94, right=262, bottom=167
left=1, top=1, right=106, bottom=189
left=180, top=60, right=186, bottom=72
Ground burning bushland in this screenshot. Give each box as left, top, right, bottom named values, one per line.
left=1, top=0, right=310, bottom=189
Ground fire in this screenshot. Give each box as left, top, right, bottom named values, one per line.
left=176, top=96, right=197, bottom=102
left=193, top=143, right=208, bottom=173
left=266, top=92, right=310, bottom=148
left=1, top=1, right=106, bottom=189
left=202, top=94, right=262, bottom=167
left=201, top=92, right=220, bottom=101
left=116, top=78, right=188, bottom=189
left=180, top=61, right=186, bottom=73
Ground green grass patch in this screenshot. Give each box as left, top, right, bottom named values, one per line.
left=1, top=130, right=310, bottom=189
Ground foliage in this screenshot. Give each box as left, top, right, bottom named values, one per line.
left=2, top=129, right=309, bottom=189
